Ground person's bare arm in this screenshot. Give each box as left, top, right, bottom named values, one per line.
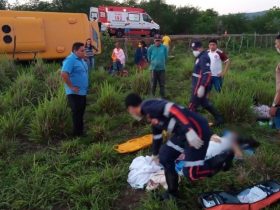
left=61, top=72, right=79, bottom=93
left=270, top=64, right=280, bottom=117
left=221, top=60, right=230, bottom=77
left=232, top=141, right=243, bottom=159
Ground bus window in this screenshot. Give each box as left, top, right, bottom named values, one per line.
left=142, top=14, right=152, bottom=23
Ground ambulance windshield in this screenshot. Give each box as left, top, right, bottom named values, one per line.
left=143, top=14, right=153, bottom=23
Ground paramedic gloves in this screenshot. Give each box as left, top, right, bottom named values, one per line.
left=197, top=86, right=205, bottom=98
left=186, top=129, right=204, bottom=149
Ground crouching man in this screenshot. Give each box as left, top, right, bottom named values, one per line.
left=125, top=93, right=231, bottom=200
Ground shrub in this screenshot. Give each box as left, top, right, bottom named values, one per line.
left=213, top=87, right=254, bottom=123
left=130, top=70, right=151, bottom=96
left=45, top=70, right=63, bottom=96
left=0, top=109, right=28, bottom=139
left=79, top=143, right=117, bottom=166
left=96, top=81, right=122, bottom=115
left=0, top=55, right=16, bottom=90
left=30, top=59, right=56, bottom=81
left=29, top=87, right=71, bottom=143
left=88, top=124, right=108, bottom=142
left=3, top=72, right=44, bottom=108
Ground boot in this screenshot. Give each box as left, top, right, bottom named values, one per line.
left=160, top=170, right=179, bottom=201
left=204, top=105, right=224, bottom=126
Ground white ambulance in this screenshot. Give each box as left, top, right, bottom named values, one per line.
left=90, top=6, right=160, bottom=37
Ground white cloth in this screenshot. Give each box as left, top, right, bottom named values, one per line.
left=146, top=170, right=168, bottom=191
left=113, top=48, right=126, bottom=65
left=252, top=105, right=270, bottom=119
left=237, top=187, right=267, bottom=203
left=205, top=134, right=233, bottom=159
left=127, top=156, right=162, bottom=189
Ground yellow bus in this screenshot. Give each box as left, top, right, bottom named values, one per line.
left=0, top=10, right=101, bottom=60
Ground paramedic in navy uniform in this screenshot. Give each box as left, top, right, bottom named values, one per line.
left=188, top=41, right=223, bottom=126
left=124, top=93, right=219, bottom=200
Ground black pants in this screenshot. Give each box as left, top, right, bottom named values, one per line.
left=151, top=70, right=165, bottom=98
left=67, top=94, right=86, bottom=137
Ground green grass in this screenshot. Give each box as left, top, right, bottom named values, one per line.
left=0, top=47, right=279, bottom=210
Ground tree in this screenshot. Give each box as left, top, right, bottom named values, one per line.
left=0, top=0, right=7, bottom=9
left=193, top=9, right=219, bottom=34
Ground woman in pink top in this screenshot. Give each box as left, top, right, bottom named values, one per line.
left=111, top=42, right=126, bottom=74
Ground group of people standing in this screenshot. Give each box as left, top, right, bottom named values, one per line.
left=124, top=35, right=280, bottom=201
left=59, top=34, right=280, bottom=202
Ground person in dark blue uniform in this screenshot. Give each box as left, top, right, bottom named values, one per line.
left=189, top=41, right=224, bottom=126
left=125, top=93, right=223, bottom=200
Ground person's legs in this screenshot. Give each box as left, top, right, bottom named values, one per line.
left=159, top=142, right=182, bottom=198
left=212, top=76, right=223, bottom=93
left=87, top=57, right=93, bottom=70
left=274, top=108, right=280, bottom=132
left=158, top=71, right=165, bottom=98
left=188, top=77, right=200, bottom=112
left=67, top=94, right=81, bottom=136
left=78, top=95, right=86, bottom=135
left=92, top=56, right=95, bottom=70
left=151, top=71, right=157, bottom=96
left=201, top=95, right=224, bottom=125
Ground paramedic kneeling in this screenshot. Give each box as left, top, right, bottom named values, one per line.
left=125, top=93, right=218, bottom=200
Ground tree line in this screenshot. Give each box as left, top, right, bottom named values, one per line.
left=1, top=0, right=280, bottom=34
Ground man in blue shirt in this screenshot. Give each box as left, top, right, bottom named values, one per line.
left=61, top=42, right=89, bottom=137
left=148, top=34, right=168, bottom=98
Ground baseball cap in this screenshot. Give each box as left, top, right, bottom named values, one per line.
left=191, top=41, right=202, bottom=50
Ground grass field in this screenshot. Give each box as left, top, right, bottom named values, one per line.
left=0, top=44, right=280, bottom=210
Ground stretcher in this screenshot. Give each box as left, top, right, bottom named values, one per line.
left=199, top=180, right=280, bottom=210
left=114, top=134, right=153, bottom=154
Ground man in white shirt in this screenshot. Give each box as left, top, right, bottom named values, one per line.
left=208, top=39, right=230, bottom=92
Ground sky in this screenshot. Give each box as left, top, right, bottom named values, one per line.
left=7, top=0, right=280, bottom=15
left=165, top=0, right=279, bottom=14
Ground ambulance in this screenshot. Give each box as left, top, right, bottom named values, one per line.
left=0, top=10, right=101, bottom=60
left=90, top=6, right=160, bottom=38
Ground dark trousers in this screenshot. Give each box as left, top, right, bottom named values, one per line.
left=151, top=70, right=165, bottom=98
left=67, top=94, right=86, bottom=137
left=189, top=77, right=212, bottom=111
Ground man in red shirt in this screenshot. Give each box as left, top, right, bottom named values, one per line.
left=208, top=39, right=230, bottom=92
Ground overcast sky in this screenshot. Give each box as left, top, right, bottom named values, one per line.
left=165, top=0, right=279, bottom=14
left=7, top=0, right=280, bottom=15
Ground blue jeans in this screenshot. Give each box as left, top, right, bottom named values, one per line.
left=211, top=76, right=223, bottom=92
left=86, top=56, right=94, bottom=70
left=112, top=60, right=123, bottom=74
left=272, top=108, right=280, bottom=130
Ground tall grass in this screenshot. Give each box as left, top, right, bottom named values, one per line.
left=96, top=81, right=123, bottom=115
left=29, top=87, right=71, bottom=143
left=130, top=70, right=151, bottom=96
left=3, top=72, right=44, bottom=108
left=214, top=88, right=254, bottom=123
left=0, top=108, right=31, bottom=140
left=0, top=55, right=16, bottom=90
